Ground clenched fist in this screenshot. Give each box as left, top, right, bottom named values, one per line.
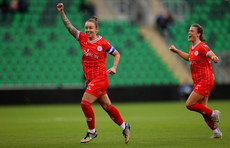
left=57, top=3, right=64, bottom=12
left=169, top=45, right=178, bottom=53
left=107, top=67, right=116, bottom=75
left=211, top=56, right=219, bottom=63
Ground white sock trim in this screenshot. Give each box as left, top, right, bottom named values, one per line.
left=88, top=129, right=96, bottom=133
left=211, top=110, right=215, bottom=117
left=213, top=128, right=220, bottom=133
left=120, top=122, right=125, bottom=130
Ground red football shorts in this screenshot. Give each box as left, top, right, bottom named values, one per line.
left=85, top=76, right=109, bottom=98
left=193, top=83, right=214, bottom=97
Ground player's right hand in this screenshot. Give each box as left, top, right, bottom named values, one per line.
left=169, top=45, right=178, bottom=53
left=57, top=3, right=64, bottom=12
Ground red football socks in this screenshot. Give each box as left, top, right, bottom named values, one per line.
left=186, top=104, right=213, bottom=116
left=104, top=105, right=124, bottom=126
left=81, top=101, right=95, bottom=130
left=203, top=114, right=215, bottom=130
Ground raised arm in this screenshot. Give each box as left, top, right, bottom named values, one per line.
left=57, top=3, right=78, bottom=38
left=169, top=45, right=189, bottom=61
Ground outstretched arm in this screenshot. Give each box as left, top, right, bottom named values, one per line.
left=207, top=52, right=219, bottom=63
left=169, top=45, right=189, bottom=61
left=107, top=50, right=120, bottom=75
left=57, top=3, right=78, bottom=38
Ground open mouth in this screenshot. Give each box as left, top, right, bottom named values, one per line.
left=188, top=35, right=192, bottom=39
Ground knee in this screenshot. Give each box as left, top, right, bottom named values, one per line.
left=185, top=99, right=194, bottom=109
left=186, top=101, right=193, bottom=110
left=186, top=103, right=197, bottom=111
left=81, top=100, right=91, bottom=109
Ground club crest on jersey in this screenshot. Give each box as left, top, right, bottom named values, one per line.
left=97, top=46, right=102, bottom=51
left=195, top=51, right=199, bottom=56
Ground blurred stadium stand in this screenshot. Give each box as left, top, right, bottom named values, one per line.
left=162, top=0, right=230, bottom=83
left=0, top=0, right=229, bottom=104
left=0, top=0, right=177, bottom=90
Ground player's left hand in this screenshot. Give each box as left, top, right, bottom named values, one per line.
left=107, top=67, right=116, bottom=75
left=211, top=56, right=219, bottom=63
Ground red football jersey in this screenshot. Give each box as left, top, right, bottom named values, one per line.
left=189, top=41, right=215, bottom=85
left=77, top=31, right=114, bottom=83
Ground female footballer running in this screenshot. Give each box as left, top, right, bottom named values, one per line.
left=169, top=24, right=222, bottom=138
left=57, top=3, right=130, bottom=143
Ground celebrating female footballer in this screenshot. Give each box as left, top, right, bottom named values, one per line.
left=57, top=3, right=130, bottom=143
left=169, top=24, right=222, bottom=138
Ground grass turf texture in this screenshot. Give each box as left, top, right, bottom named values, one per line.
left=0, top=100, right=229, bottom=148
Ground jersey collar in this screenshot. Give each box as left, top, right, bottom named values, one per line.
left=192, top=41, right=201, bottom=50
left=88, top=36, right=102, bottom=44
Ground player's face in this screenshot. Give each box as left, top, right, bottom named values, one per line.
left=188, top=26, right=200, bottom=42
left=85, top=22, right=98, bottom=40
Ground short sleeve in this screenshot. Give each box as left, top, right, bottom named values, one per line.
left=76, top=31, right=88, bottom=44
left=201, top=44, right=212, bottom=57
left=102, top=40, right=116, bottom=54
left=102, top=40, right=111, bottom=52
left=76, top=31, right=84, bottom=41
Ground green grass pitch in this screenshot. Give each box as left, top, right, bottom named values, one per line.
left=0, top=100, right=229, bottom=148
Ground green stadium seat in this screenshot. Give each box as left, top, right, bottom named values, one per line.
left=0, top=0, right=179, bottom=88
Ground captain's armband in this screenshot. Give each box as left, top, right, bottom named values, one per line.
left=106, top=45, right=115, bottom=54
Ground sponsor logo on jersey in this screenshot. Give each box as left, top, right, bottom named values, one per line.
left=99, top=91, right=102, bottom=95
left=97, top=46, right=102, bottom=51
left=83, top=49, right=99, bottom=59
left=205, top=90, right=210, bottom=94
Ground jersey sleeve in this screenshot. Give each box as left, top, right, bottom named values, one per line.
left=103, top=40, right=116, bottom=54
left=201, top=44, right=212, bottom=57
left=76, top=31, right=85, bottom=41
